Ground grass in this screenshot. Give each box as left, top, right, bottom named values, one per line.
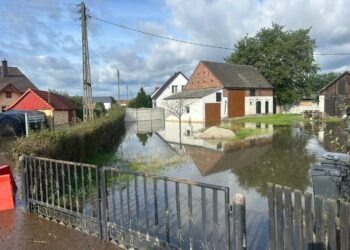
left=226, top=113, right=304, bottom=126
left=234, top=128, right=272, bottom=140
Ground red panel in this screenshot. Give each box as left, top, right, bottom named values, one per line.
left=0, top=165, right=17, bottom=192
left=0, top=174, right=15, bottom=211
left=8, top=92, right=51, bottom=110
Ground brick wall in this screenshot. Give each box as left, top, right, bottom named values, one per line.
left=185, top=62, right=223, bottom=90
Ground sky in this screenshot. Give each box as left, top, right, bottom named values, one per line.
left=0, top=0, right=350, bottom=99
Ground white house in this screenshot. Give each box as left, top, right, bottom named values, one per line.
left=151, top=72, right=188, bottom=108
left=92, top=96, right=114, bottom=110
left=163, top=61, right=274, bottom=125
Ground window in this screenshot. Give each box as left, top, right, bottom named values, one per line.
left=5, top=91, right=12, bottom=99
left=216, top=92, right=222, bottom=102
left=182, top=85, right=185, bottom=91
left=250, top=89, right=256, bottom=96
left=1, top=106, right=6, bottom=111
left=172, top=85, right=178, bottom=94
left=186, top=106, right=190, bottom=113
left=186, top=130, right=191, bottom=136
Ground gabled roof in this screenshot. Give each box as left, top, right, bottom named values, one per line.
left=92, top=96, right=113, bottom=103
left=164, top=88, right=219, bottom=100
left=6, top=89, right=77, bottom=111
left=0, top=66, right=38, bottom=92
left=201, top=61, right=273, bottom=89
left=319, top=71, right=350, bottom=94
left=152, top=72, right=188, bottom=100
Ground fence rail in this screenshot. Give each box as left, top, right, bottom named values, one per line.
left=268, top=183, right=350, bottom=250
left=20, top=155, right=247, bottom=249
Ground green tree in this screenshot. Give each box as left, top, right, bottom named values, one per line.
left=226, top=23, right=318, bottom=106
left=128, top=87, right=152, bottom=108
left=308, top=72, right=341, bottom=96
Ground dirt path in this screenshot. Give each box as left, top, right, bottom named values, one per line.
left=0, top=209, right=118, bottom=250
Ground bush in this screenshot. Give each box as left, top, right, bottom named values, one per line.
left=13, top=105, right=125, bottom=162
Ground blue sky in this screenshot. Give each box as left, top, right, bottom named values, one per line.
left=1, top=0, right=350, bottom=99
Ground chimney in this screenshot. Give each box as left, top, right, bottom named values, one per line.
left=1, top=59, right=8, bottom=77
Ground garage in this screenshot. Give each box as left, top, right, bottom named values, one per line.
left=228, top=90, right=245, bottom=117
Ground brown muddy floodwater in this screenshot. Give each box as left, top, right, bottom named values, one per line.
left=115, top=120, right=350, bottom=250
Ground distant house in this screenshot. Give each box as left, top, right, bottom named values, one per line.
left=151, top=72, right=188, bottom=108
left=92, top=96, right=114, bottom=110
left=164, top=61, right=274, bottom=125
left=117, top=99, right=128, bottom=107
left=319, top=72, right=350, bottom=116
left=6, top=89, right=77, bottom=125
left=0, top=59, right=38, bottom=111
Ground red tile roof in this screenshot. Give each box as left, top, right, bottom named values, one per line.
left=6, top=89, right=77, bottom=111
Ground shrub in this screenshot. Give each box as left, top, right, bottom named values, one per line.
left=13, top=105, right=125, bottom=162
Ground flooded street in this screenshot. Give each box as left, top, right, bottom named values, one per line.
left=114, top=120, right=349, bottom=249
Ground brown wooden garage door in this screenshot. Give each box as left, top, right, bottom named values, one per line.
left=205, top=103, right=221, bottom=126
left=228, top=90, right=245, bottom=117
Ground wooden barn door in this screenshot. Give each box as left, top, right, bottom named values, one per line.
left=205, top=103, right=221, bottom=126
left=228, top=90, right=245, bottom=117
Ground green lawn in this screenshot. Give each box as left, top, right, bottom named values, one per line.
left=225, top=113, right=304, bottom=126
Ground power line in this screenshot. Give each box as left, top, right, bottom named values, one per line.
left=89, top=15, right=234, bottom=51
left=89, top=15, right=350, bottom=56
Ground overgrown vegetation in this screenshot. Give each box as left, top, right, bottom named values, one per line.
left=13, top=105, right=125, bottom=162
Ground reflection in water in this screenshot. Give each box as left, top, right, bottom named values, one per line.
left=136, top=132, right=153, bottom=146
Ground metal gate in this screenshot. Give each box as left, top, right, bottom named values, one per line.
left=20, top=155, right=247, bottom=249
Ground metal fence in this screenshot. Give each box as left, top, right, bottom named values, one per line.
left=268, top=183, right=350, bottom=250
left=20, top=155, right=247, bottom=249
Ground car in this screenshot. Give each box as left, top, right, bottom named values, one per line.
left=0, top=110, right=48, bottom=136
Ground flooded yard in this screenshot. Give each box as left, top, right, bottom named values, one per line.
left=113, top=120, right=349, bottom=249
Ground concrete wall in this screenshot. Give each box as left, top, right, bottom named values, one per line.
left=245, top=96, right=274, bottom=115
left=125, top=108, right=165, bottom=122
left=165, top=99, right=203, bottom=122
left=154, top=74, right=188, bottom=108
left=319, top=95, right=325, bottom=113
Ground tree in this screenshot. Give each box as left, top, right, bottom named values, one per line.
left=162, top=99, right=192, bottom=146
left=127, top=87, right=152, bottom=108
left=226, top=23, right=318, bottom=106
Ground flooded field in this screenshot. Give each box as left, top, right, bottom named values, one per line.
left=113, top=120, right=349, bottom=249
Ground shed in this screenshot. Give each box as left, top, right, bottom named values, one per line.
left=319, top=72, right=350, bottom=116
left=5, top=89, right=77, bottom=125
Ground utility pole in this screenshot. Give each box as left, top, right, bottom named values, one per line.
left=80, top=2, right=93, bottom=121
left=117, top=69, right=120, bottom=102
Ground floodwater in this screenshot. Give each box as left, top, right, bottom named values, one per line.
left=114, top=120, right=350, bottom=249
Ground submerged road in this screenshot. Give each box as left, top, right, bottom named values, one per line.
left=0, top=209, right=117, bottom=250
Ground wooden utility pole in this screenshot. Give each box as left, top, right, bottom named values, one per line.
left=80, top=2, right=93, bottom=121
left=117, top=69, right=120, bottom=101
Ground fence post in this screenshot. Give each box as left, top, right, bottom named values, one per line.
left=267, top=183, right=276, bottom=250
left=233, top=193, right=247, bottom=250
left=100, top=168, right=108, bottom=241
left=19, top=155, right=29, bottom=213
left=95, top=167, right=103, bottom=240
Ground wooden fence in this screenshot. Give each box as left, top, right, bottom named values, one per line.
left=268, top=183, right=350, bottom=250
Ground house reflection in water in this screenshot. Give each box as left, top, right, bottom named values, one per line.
left=156, top=121, right=273, bottom=176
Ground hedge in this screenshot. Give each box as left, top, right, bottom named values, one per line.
left=13, top=105, right=125, bottom=162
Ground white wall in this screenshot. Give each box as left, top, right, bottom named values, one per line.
left=165, top=89, right=227, bottom=123
left=165, top=99, right=203, bottom=122
left=319, top=95, right=325, bottom=113
left=103, top=102, right=111, bottom=110
left=245, top=96, right=273, bottom=115
left=154, top=74, right=188, bottom=108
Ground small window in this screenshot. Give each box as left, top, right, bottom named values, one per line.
left=186, top=130, right=191, bottom=136
left=186, top=106, right=190, bottom=113
left=182, top=85, right=185, bottom=91
left=250, top=89, right=256, bottom=96
left=216, top=92, right=222, bottom=102
left=1, top=106, right=6, bottom=111
left=172, top=85, right=178, bottom=94
left=5, top=91, right=12, bottom=98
